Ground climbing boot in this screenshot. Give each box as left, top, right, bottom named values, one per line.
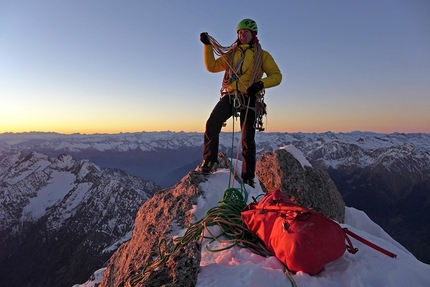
left=243, top=179, right=256, bottom=188
left=196, top=160, right=216, bottom=174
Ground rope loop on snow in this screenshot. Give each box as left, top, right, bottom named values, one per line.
left=127, top=188, right=270, bottom=286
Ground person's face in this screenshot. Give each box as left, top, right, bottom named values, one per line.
left=238, top=29, right=253, bottom=44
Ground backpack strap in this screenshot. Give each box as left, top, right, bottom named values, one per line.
left=342, top=229, right=358, bottom=254
left=343, top=228, right=397, bottom=258
left=250, top=205, right=397, bottom=259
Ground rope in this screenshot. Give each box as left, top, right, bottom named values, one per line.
left=206, top=34, right=264, bottom=99
left=233, top=96, right=251, bottom=187
left=206, top=34, right=265, bottom=183
left=285, top=267, right=298, bottom=287
left=126, top=35, right=294, bottom=287
left=127, top=188, right=271, bottom=287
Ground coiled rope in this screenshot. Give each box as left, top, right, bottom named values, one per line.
left=127, top=188, right=271, bottom=287
left=126, top=35, right=295, bottom=287
left=206, top=34, right=264, bottom=94
left=206, top=34, right=266, bottom=186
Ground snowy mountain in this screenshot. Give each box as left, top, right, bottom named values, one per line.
left=1, top=131, right=429, bottom=187
left=75, top=149, right=430, bottom=287
left=0, top=151, right=160, bottom=287
left=1, top=131, right=429, bottom=154
left=1, top=131, right=429, bottom=285
left=1, top=131, right=429, bottom=264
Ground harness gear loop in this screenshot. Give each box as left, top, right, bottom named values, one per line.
left=254, top=93, right=267, bottom=131
left=206, top=34, right=267, bottom=188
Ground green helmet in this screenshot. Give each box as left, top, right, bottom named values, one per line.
left=237, top=18, right=258, bottom=34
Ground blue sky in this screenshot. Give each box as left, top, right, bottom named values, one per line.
left=1, top=0, right=429, bottom=134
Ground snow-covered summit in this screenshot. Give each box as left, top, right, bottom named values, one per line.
left=77, top=153, right=430, bottom=287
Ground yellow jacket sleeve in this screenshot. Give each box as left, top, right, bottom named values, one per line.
left=203, top=44, right=282, bottom=93
left=260, top=51, right=282, bottom=89
left=204, top=44, right=228, bottom=73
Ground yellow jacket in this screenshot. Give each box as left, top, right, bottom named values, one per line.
left=204, top=43, right=282, bottom=93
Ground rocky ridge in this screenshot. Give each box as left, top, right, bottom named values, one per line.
left=1, top=131, right=429, bottom=280
left=99, top=150, right=345, bottom=286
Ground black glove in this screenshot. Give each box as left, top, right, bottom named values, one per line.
left=200, top=32, right=210, bottom=45
left=246, top=81, right=264, bottom=97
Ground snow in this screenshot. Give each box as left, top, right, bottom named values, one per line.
left=193, top=166, right=430, bottom=287
left=64, top=183, right=92, bottom=211
left=2, top=131, right=430, bottom=155
left=102, top=230, right=133, bottom=254
left=74, top=149, right=430, bottom=287
left=77, top=161, right=100, bottom=180
left=72, top=268, right=107, bottom=287
left=6, top=158, right=51, bottom=184
left=22, top=171, right=76, bottom=220
left=281, top=144, right=312, bottom=168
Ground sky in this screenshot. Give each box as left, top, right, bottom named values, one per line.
left=1, top=0, right=429, bottom=134
left=73, top=148, right=430, bottom=287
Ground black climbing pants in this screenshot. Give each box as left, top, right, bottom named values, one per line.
left=202, top=94, right=256, bottom=180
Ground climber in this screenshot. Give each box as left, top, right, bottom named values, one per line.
left=197, top=18, right=282, bottom=188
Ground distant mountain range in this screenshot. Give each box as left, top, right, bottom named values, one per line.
left=0, top=131, right=429, bottom=285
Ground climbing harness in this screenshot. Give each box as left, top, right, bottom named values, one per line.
left=207, top=33, right=269, bottom=186
left=126, top=33, right=295, bottom=287
left=207, top=34, right=267, bottom=132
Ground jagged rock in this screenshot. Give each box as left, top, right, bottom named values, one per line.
left=99, top=170, right=206, bottom=287
left=100, top=150, right=347, bottom=286
left=216, top=152, right=231, bottom=169
left=100, top=152, right=233, bottom=287
left=256, top=149, right=345, bottom=223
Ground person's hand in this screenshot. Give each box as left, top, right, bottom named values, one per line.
left=246, top=81, right=264, bottom=97
left=200, top=32, right=210, bottom=45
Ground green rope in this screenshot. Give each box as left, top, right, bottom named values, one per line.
left=126, top=178, right=297, bottom=287
left=285, top=267, right=298, bottom=287
left=127, top=187, right=269, bottom=286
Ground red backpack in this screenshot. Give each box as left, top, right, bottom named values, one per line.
left=241, top=190, right=396, bottom=275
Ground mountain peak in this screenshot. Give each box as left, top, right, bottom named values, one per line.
left=96, top=149, right=430, bottom=287
left=0, top=151, right=161, bottom=286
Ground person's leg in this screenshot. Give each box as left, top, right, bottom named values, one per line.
left=240, top=102, right=256, bottom=180
left=202, top=96, right=233, bottom=162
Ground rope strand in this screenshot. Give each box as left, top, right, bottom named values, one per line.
left=124, top=34, right=288, bottom=287
left=207, top=34, right=263, bottom=94
left=127, top=188, right=271, bottom=286
left=207, top=34, right=266, bottom=180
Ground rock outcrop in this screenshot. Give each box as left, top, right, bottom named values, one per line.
left=99, top=170, right=207, bottom=287
left=100, top=149, right=345, bottom=286
left=256, top=149, right=345, bottom=222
